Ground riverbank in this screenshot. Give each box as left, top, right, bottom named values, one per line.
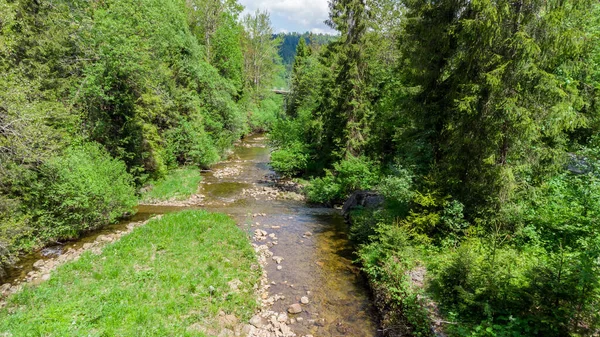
left=0, top=210, right=261, bottom=336
left=1, top=134, right=379, bottom=337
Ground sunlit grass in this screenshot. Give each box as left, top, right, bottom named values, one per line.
left=0, top=211, right=260, bottom=336
left=141, top=167, right=201, bottom=202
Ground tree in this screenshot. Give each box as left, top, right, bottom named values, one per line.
left=241, top=10, right=282, bottom=104
left=400, top=0, right=599, bottom=215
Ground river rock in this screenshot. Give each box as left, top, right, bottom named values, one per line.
left=277, top=313, right=288, bottom=323
left=342, top=190, right=385, bottom=215
left=217, top=328, right=234, bottom=337
left=300, top=296, right=309, bottom=304
left=0, top=283, right=11, bottom=294
left=288, top=303, right=302, bottom=314
left=272, top=256, right=284, bottom=264
left=277, top=265, right=282, bottom=270
left=250, top=315, right=263, bottom=328
left=33, top=259, right=45, bottom=269
left=303, top=231, right=312, bottom=237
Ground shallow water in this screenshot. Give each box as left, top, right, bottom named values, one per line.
left=2, top=134, right=378, bottom=336
left=201, top=135, right=378, bottom=337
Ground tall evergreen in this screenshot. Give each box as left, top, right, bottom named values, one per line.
left=322, top=0, right=370, bottom=159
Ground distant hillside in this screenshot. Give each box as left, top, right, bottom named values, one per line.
left=274, top=32, right=337, bottom=67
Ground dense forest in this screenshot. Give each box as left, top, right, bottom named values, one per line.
left=276, top=32, right=337, bottom=68
left=271, top=0, right=600, bottom=336
left=0, top=0, right=282, bottom=274
left=2, top=0, right=600, bottom=336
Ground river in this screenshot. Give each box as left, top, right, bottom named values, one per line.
left=2, top=134, right=378, bottom=337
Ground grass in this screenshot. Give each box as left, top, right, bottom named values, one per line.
left=141, top=167, right=202, bottom=202
left=0, top=210, right=260, bottom=336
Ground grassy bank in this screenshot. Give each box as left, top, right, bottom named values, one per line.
left=0, top=210, right=260, bottom=336
left=140, top=167, right=202, bottom=203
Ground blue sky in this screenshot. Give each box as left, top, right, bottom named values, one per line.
left=238, top=0, right=336, bottom=34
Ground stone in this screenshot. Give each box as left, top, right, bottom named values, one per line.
left=250, top=315, right=263, bottom=328
left=296, top=317, right=303, bottom=322
left=277, top=313, right=288, bottom=323
left=96, top=235, right=113, bottom=242
left=288, top=303, right=302, bottom=314
left=303, top=231, right=312, bottom=237
left=242, top=324, right=255, bottom=335
left=300, top=296, right=309, bottom=304
left=219, top=314, right=238, bottom=327
left=33, top=259, right=45, bottom=269
left=227, top=279, right=242, bottom=292
left=0, top=283, right=11, bottom=293
left=272, top=256, right=284, bottom=264
left=342, top=190, right=385, bottom=215
left=280, top=324, right=293, bottom=336
left=41, top=274, right=51, bottom=281
left=217, top=328, right=234, bottom=337
left=277, top=265, right=282, bottom=270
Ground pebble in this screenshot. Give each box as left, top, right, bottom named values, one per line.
left=300, top=296, right=309, bottom=304
left=288, top=303, right=302, bottom=314
left=277, top=265, right=283, bottom=270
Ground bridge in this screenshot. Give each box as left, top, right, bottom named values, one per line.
left=272, top=89, right=290, bottom=95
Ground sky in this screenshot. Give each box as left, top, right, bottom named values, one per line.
left=238, top=0, right=336, bottom=34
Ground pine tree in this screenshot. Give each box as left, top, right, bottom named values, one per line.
left=322, top=0, right=370, bottom=159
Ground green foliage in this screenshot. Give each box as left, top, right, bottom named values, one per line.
left=164, top=116, right=220, bottom=169
left=0, top=210, right=261, bottom=336
left=357, top=219, right=433, bottom=336
left=306, top=156, right=380, bottom=204
left=377, top=165, right=414, bottom=215
left=271, top=0, right=600, bottom=334
left=0, top=0, right=283, bottom=270
left=270, top=142, right=308, bottom=177
left=30, top=143, right=136, bottom=241
left=141, top=167, right=202, bottom=203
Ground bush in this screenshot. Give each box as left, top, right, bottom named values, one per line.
left=0, top=197, right=32, bottom=272
left=270, top=141, right=308, bottom=177
left=248, top=96, right=282, bottom=131
left=357, top=221, right=433, bottom=337
left=164, top=115, right=221, bottom=169
left=30, top=142, right=137, bottom=241
left=306, top=156, right=380, bottom=204
left=377, top=165, right=414, bottom=216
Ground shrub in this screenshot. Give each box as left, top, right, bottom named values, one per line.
left=30, top=142, right=137, bottom=241
left=270, top=142, right=308, bottom=177
left=306, top=156, right=380, bottom=204
left=377, top=165, right=414, bottom=216
left=164, top=116, right=220, bottom=169
left=357, top=221, right=433, bottom=337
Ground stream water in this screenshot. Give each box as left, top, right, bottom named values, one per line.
left=2, top=134, right=378, bottom=337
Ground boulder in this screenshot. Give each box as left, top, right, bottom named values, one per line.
left=342, top=190, right=385, bottom=215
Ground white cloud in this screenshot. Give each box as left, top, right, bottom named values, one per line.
left=239, top=0, right=335, bottom=34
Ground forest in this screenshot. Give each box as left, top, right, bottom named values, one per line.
left=0, top=0, right=282, bottom=273
left=1, top=0, right=599, bottom=336
left=271, top=0, right=600, bottom=336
